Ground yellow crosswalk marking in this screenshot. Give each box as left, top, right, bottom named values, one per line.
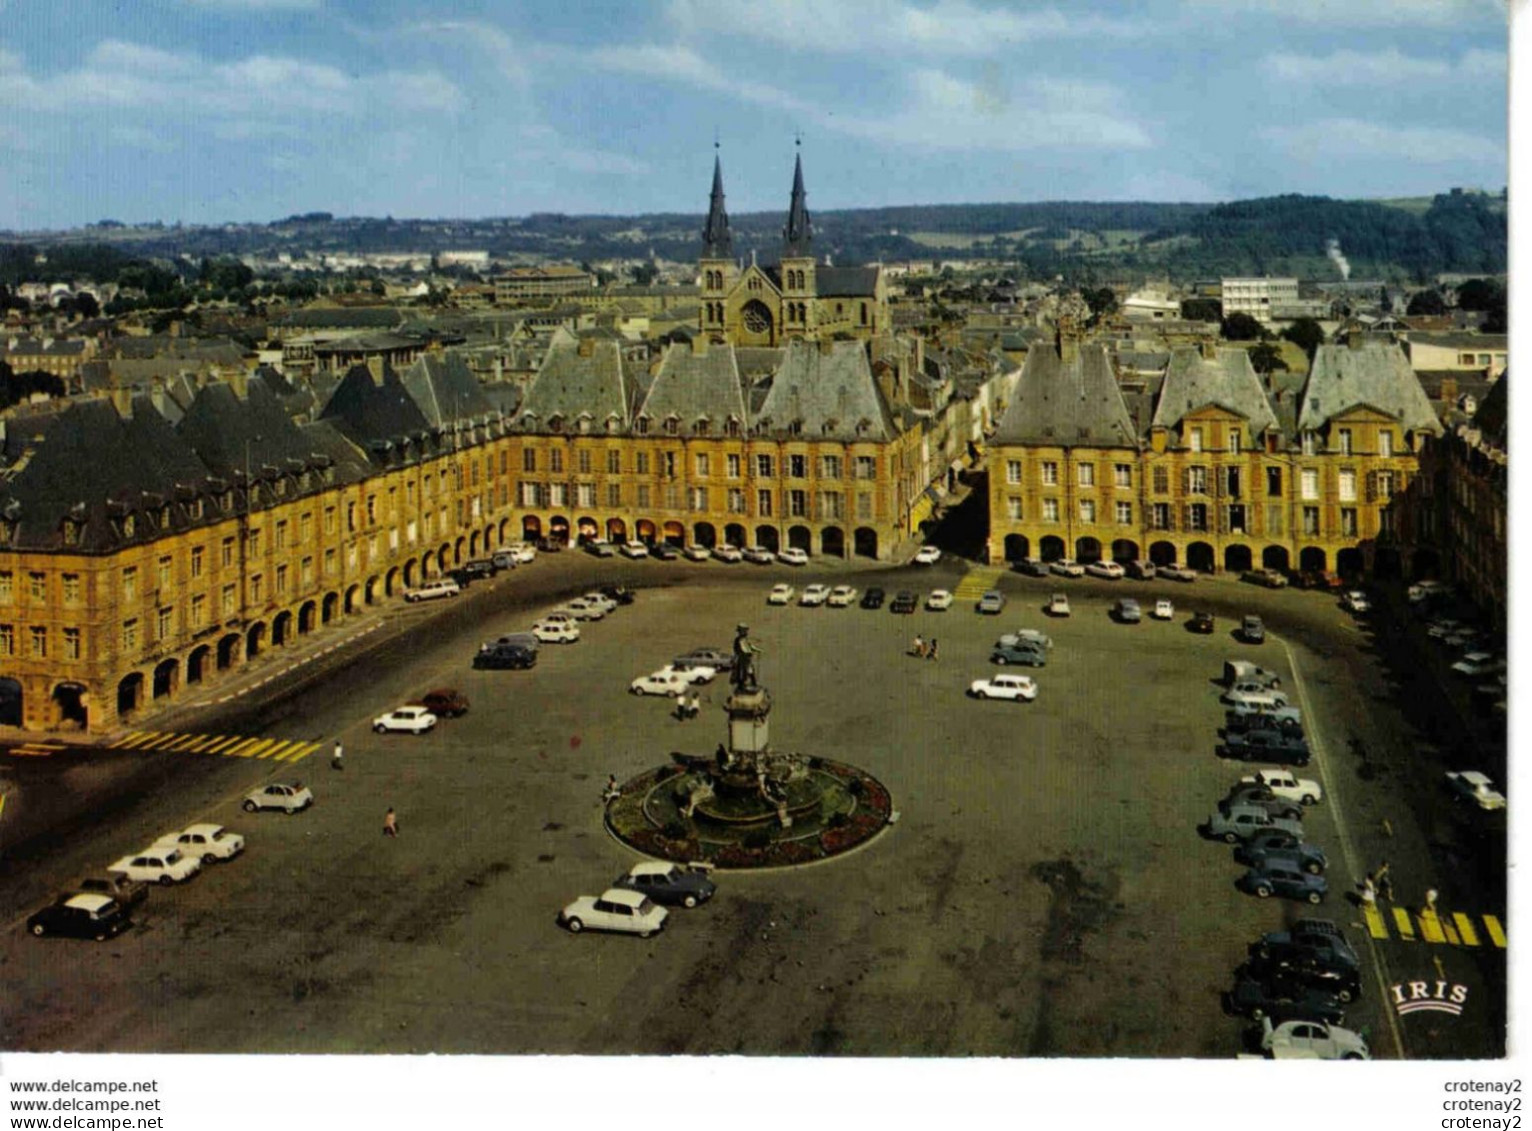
left=1419, top=909, right=1447, bottom=943
left=222, top=738, right=262, bottom=757
left=954, top=566, right=1005, bottom=600
left=181, top=735, right=221, bottom=753
left=1453, top=913, right=1480, bottom=947
left=118, top=731, right=165, bottom=750
left=1484, top=915, right=1507, bottom=948
left=258, top=740, right=299, bottom=760
left=205, top=736, right=243, bottom=754
left=1392, top=907, right=1416, bottom=942
left=1364, top=903, right=1389, bottom=939
left=280, top=741, right=321, bottom=764
left=107, top=731, right=145, bottom=749
left=240, top=739, right=277, bottom=759
left=164, top=734, right=204, bottom=752
left=1443, top=919, right=1461, bottom=946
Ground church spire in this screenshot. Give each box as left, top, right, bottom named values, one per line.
left=782, top=145, right=812, bottom=258
left=701, top=148, right=732, bottom=259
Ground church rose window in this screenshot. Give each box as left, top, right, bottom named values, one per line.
left=742, top=301, right=771, bottom=334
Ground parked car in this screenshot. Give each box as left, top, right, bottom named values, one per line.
left=1235, top=829, right=1308, bottom=858
left=891, top=590, right=919, bottom=614
left=682, top=544, right=712, bottom=562
left=416, top=688, right=470, bottom=717
left=926, top=589, right=954, bottom=611
left=1112, top=597, right=1141, bottom=623
left=1223, top=659, right=1281, bottom=689
left=913, top=545, right=942, bottom=565
left=1451, top=652, right=1506, bottom=678
left=650, top=542, right=680, bottom=561
left=799, top=584, right=832, bottom=607
left=767, top=583, right=796, bottom=606
left=1243, top=568, right=1289, bottom=589
left=1241, top=767, right=1321, bottom=805
left=583, top=539, right=617, bottom=558
left=535, top=536, right=564, bottom=553
left=460, top=558, right=497, bottom=579
left=490, top=550, right=520, bottom=571
left=1241, top=615, right=1266, bottom=644
left=1000, top=628, right=1053, bottom=650
left=109, top=846, right=201, bottom=886
left=1189, top=611, right=1215, bottom=634
left=661, top=663, right=717, bottom=687
left=1127, top=560, right=1158, bottom=580
left=1014, top=557, right=1051, bottom=577
left=76, top=873, right=148, bottom=910
left=1259, top=1018, right=1369, bottom=1060
left=968, top=673, right=1038, bottom=702
left=1086, top=560, right=1125, bottom=580
left=1227, top=977, right=1346, bottom=1026
left=155, top=823, right=244, bottom=865
left=630, top=669, right=696, bottom=697
left=742, top=545, right=776, bottom=564
left=1046, top=593, right=1071, bottom=617
left=975, top=590, right=1006, bottom=615
left=502, top=543, right=536, bottom=564
left=711, top=544, right=744, bottom=563
left=827, top=585, right=858, bottom=608
left=1050, top=558, right=1085, bottom=578
left=1158, top=563, right=1197, bottom=582
left=242, top=782, right=314, bottom=814
left=673, top=648, right=735, bottom=673
left=403, top=578, right=460, bottom=603
left=563, top=597, right=607, bottom=621
left=1238, top=860, right=1327, bottom=904
left=373, top=705, right=438, bottom=735
left=473, top=643, right=537, bottom=670
left=619, top=540, right=650, bottom=559
left=1445, top=770, right=1507, bottom=811
left=1220, top=788, right=1304, bottom=822
left=598, top=586, right=635, bottom=607
left=1251, top=918, right=1359, bottom=971
left=1407, top=579, right=1450, bottom=603
left=531, top=620, right=581, bottom=644
left=1244, top=955, right=1362, bottom=1005
left=1224, top=702, right=1302, bottom=727
left=1205, top=804, right=1303, bottom=844
left=860, top=587, right=886, bottom=610
left=613, top=861, right=716, bottom=908
left=28, top=894, right=132, bottom=941
left=559, top=888, right=667, bottom=937
left=1221, top=687, right=1291, bottom=714
left=1236, top=840, right=1328, bottom=876
left=991, top=641, right=1047, bottom=667
left=1218, top=728, right=1310, bottom=766
left=445, top=568, right=474, bottom=589
left=777, top=547, right=809, bottom=566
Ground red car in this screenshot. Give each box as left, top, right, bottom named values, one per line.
left=415, top=688, right=470, bottom=718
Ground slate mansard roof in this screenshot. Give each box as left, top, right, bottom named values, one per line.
left=1152, top=347, right=1279, bottom=435
left=1298, top=341, right=1443, bottom=437
left=993, top=341, right=1139, bottom=449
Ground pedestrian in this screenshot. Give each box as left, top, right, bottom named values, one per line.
left=383, top=807, right=398, bottom=837
left=912, top=634, right=924, bottom=658
left=928, top=637, right=939, bottom=661
left=1424, top=887, right=1439, bottom=916
left=690, top=693, right=702, bottom=720
left=1375, top=860, right=1393, bottom=901
left=603, top=774, right=621, bottom=802
left=330, top=739, right=344, bottom=771
left=1360, top=875, right=1377, bottom=906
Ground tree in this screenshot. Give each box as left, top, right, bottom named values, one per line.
left=629, top=262, right=658, bottom=286
left=1081, top=285, right=1117, bottom=324
left=1220, top=312, right=1265, bottom=341
left=1280, top=317, right=1324, bottom=360
left=1247, top=342, right=1289, bottom=376
left=1455, top=278, right=1505, bottom=311
left=1181, top=298, right=1221, bottom=322
left=1406, top=290, right=1446, bottom=316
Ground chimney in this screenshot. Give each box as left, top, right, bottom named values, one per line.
left=1199, top=338, right=1217, bottom=360
left=1347, top=331, right=1363, bottom=350
left=1056, top=313, right=1080, bottom=364
left=577, top=337, right=595, bottom=358
left=691, top=334, right=708, bottom=356
left=1440, top=375, right=1458, bottom=405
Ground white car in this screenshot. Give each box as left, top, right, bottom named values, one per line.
left=508, top=543, right=537, bottom=563
left=532, top=620, right=581, bottom=643
left=926, top=589, right=954, bottom=611
left=109, top=847, right=201, bottom=886
left=777, top=547, right=809, bottom=566
left=1240, top=768, right=1323, bottom=806
left=1047, top=593, right=1071, bottom=617
left=767, top=583, right=796, bottom=606
left=559, top=888, right=668, bottom=937
left=630, top=669, right=693, bottom=697
left=1000, top=628, right=1053, bottom=650
left=1260, top=1018, right=1370, bottom=1060
left=1158, top=563, right=1198, bottom=582
left=680, top=544, right=711, bottom=561
left=657, top=663, right=717, bottom=686
left=1451, top=652, right=1505, bottom=678
left=563, top=598, right=607, bottom=621
left=1446, top=770, right=1506, bottom=811
left=619, top=540, right=649, bottom=559
left=968, top=674, right=1038, bottom=702
left=155, top=823, right=245, bottom=865
left=1085, top=561, right=1124, bottom=580
left=742, top=545, right=776, bottom=564
left=242, top=782, right=314, bottom=814
left=800, top=584, right=832, bottom=607
left=1341, top=590, right=1370, bottom=614
left=373, top=705, right=438, bottom=734
left=402, top=578, right=460, bottom=603
left=712, top=544, right=744, bottom=563
left=580, top=593, right=618, bottom=616
left=827, top=585, right=858, bottom=608
left=1050, top=559, right=1085, bottom=578
left=1152, top=598, right=1175, bottom=620
left=913, top=545, right=942, bottom=565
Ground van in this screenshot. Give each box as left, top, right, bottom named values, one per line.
left=1222, top=660, right=1281, bottom=689
left=1223, top=686, right=1289, bottom=710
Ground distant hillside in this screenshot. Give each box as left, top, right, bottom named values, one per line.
left=0, top=189, right=1506, bottom=286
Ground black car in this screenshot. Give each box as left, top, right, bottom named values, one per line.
left=1235, top=839, right=1328, bottom=876
left=1236, top=827, right=1304, bottom=858
left=650, top=543, right=680, bottom=561
left=613, top=862, right=717, bottom=908
left=28, top=894, right=131, bottom=941
left=473, top=644, right=536, bottom=670
left=445, top=568, right=474, bottom=588
left=1223, top=711, right=1304, bottom=737
left=860, top=587, right=886, bottom=610
left=583, top=540, right=617, bottom=558
left=535, top=536, right=564, bottom=553
left=890, top=590, right=918, bottom=614
left=1013, top=558, right=1051, bottom=577
left=417, top=688, right=471, bottom=718
left=1227, top=975, right=1346, bottom=1025
left=1251, top=918, right=1359, bottom=970
left=461, top=558, right=498, bottom=579
left=1218, top=730, right=1312, bottom=766
left=1189, top=611, right=1215, bottom=634
left=1244, top=955, right=1362, bottom=1004
left=599, top=585, right=636, bottom=605
left=1241, top=615, right=1266, bottom=644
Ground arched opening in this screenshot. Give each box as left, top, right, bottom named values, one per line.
left=217, top=633, right=241, bottom=670
left=52, top=682, right=87, bottom=729
left=322, top=592, right=339, bottom=624
left=271, top=610, right=293, bottom=647
left=1337, top=547, right=1365, bottom=577
left=403, top=559, right=417, bottom=588
left=1149, top=540, right=1177, bottom=567
left=548, top=516, right=570, bottom=545
left=1261, top=545, right=1290, bottom=571
left=453, top=536, right=467, bottom=564
left=820, top=526, right=846, bottom=557
left=298, top=600, right=317, bottom=634
left=0, top=677, right=23, bottom=726
left=246, top=621, right=267, bottom=659
left=186, top=645, right=211, bottom=685
left=1075, top=536, right=1102, bottom=563
left=421, top=550, right=437, bottom=578
left=663, top=521, right=685, bottom=547
left=636, top=519, right=657, bottom=544
left=365, top=575, right=382, bottom=605
left=344, top=584, right=362, bottom=614
left=1003, top=533, right=1030, bottom=561
left=755, top=525, right=780, bottom=552
left=1111, top=538, right=1139, bottom=564
left=787, top=525, right=812, bottom=552
left=152, top=658, right=179, bottom=700
left=576, top=517, right=599, bottom=544
left=693, top=522, right=717, bottom=548
left=1186, top=541, right=1216, bottom=573
left=1224, top=544, right=1254, bottom=573
left=1039, top=535, right=1066, bottom=562
left=606, top=517, right=627, bottom=542
left=724, top=522, right=747, bottom=548
left=499, top=517, right=513, bottom=543
left=115, top=673, right=144, bottom=718
left=1299, top=546, right=1327, bottom=573
left=469, top=531, right=481, bottom=557
left=739, top=298, right=775, bottom=346
left=384, top=566, right=401, bottom=597
left=853, top=526, right=878, bottom=559
left=523, top=515, right=543, bottom=540
left=1374, top=547, right=1402, bottom=579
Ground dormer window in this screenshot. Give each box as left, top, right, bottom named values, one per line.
left=160, top=505, right=172, bottom=528
left=694, top=418, right=709, bottom=436
left=577, top=415, right=591, bottom=434
left=856, top=418, right=871, bottom=436
left=664, top=416, right=680, bottom=436
left=725, top=418, right=741, bottom=437
left=0, top=521, right=13, bottom=545
left=788, top=419, right=803, bottom=436
left=637, top=416, right=650, bottom=435
left=549, top=414, right=564, bottom=433
left=122, top=514, right=135, bottom=538
left=61, top=520, right=78, bottom=545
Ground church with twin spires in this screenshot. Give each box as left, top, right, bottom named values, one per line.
left=698, top=150, right=889, bottom=347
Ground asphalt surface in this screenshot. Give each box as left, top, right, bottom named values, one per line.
left=0, top=549, right=1507, bottom=1057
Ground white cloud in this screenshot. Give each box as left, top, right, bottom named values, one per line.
left=1263, top=118, right=1505, bottom=164
left=588, top=43, right=813, bottom=115
left=666, top=0, right=1142, bottom=54
left=1263, top=47, right=1505, bottom=84
left=559, top=149, right=653, bottom=177
left=1185, top=0, right=1502, bottom=25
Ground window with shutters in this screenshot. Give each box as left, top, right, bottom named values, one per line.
left=1266, top=467, right=1282, bottom=497
left=637, top=452, right=650, bottom=474
left=1187, top=466, right=1208, bottom=494
left=821, top=455, right=842, bottom=479
left=607, top=483, right=622, bottom=507
left=757, top=455, right=774, bottom=478
left=577, top=449, right=592, bottom=474
left=665, top=485, right=682, bottom=510
left=1301, top=432, right=1316, bottom=456
left=577, top=484, right=595, bottom=508
left=1228, top=429, right=1241, bottom=455
left=1189, top=427, right=1203, bottom=453
left=1152, top=503, right=1171, bottom=530
left=64, top=627, right=80, bottom=659
left=1379, top=430, right=1394, bottom=457
left=637, top=485, right=651, bottom=508
left=607, top=449, right=622, bottom=474
left=696, top=453, right=710, bottom=478
left=549, top=483, right=567, bottom=507
left=1079, top=499, right=1095, bottom=523
left=1338, top=429, right=1352, bottom=455
left=63, top=574, right=80, bottom=603
left=1188, top=503, right=1208, bottom=531
left=549, top=450, right=563, bottom=473
left=728, top=489, right=746, bottom=514
left=757, top=489, right=773, bottom=517
left=727, top=454, right=740, bottom=478
left=856, top=493, right=873, bottom=520
left=523, top=449, right=537, bottom=472
left=788, top=455, right=805, bottom=478
left=790, top=490, right=807, bottom=517
left=1228, top=504, right=1247, bottom=533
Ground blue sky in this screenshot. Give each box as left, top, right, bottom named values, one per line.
left=0, top=0, right=1509, bottom=229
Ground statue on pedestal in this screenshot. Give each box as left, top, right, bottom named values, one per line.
left=731, top=623, right=762, bottom=692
